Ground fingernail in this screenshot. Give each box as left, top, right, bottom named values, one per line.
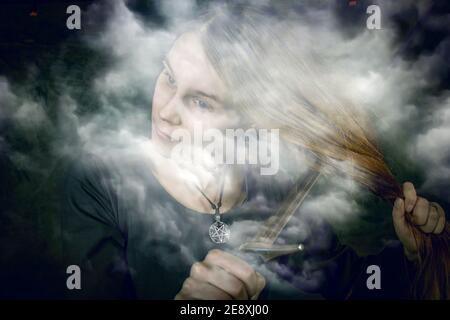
left=394, top=198, right=402, bottom=208
left=406, top=204, right=413, bottom=212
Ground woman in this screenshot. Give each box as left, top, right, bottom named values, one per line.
left=62, top=5, right=448, bottom=299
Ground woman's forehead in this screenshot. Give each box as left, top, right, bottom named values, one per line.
left=166, top=32, right=226, bottom=99
left=168, top=32, right=205, bottom=65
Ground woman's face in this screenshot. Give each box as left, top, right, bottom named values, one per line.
left=152, top=32, right=241, bottom=156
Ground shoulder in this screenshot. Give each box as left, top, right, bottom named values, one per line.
left=65, top=152, right=114, bottom=185
left=63, top=148, right=159, bottom=228
left=63, top=151, right=122, bottom=227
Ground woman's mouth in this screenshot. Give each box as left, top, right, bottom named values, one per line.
left=154, top=124, right=173, bottom=142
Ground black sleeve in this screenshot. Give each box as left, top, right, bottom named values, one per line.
left=324, top=241, right=416, bottom=299
left=279, top=237, right=415, bottom=299
left=62, top=154, right=134, bottom=299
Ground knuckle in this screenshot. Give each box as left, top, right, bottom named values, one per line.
left=190, top=262, right=203, bottom=278
left=432, top=202, right=445, bottom=215
left=415, top=214, right=427, bottom=225
left=413, top=198, right=428, bottom=218
left=417, top=197, right=429, bottom=207
left=182, top=278, right=196, bottom=292
left=210, top=249, right=222, bottom=256
left=241, top=267, right=256, bottom=284
left=420, top=225, right=433, bottom=233
left=230, top=282, right=246, bottom=298
left=174, top=293, right=184, bottom=300
left=434, top=220, right=445, bottom=234
left=206, top=249, right=222, bottom=261
left=429, top=208, right=439, bottom=222
left=413, top=213, right=427, bottom=225
left=259, top=274, right=267, bottom=289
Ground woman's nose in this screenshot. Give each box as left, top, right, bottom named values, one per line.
left=158, top=96, right=182, bottom=126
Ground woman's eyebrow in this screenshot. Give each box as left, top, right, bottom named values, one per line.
left=191, top=90, right=222, bottom=103
left=163, top=57, right=221, bottom=103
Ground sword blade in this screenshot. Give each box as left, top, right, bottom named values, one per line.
left=239, top=169, right=320, bottom=261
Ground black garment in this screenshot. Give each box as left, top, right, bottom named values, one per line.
left=62, top=153, right=415, bottom=299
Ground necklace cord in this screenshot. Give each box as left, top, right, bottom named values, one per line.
left=194, top=171, right=226, bottom=213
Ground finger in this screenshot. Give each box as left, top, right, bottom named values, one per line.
left=204, top=249, right=259, bottom=298
left=392, top=198, right=414, bottom=248
left=411, top=197, right=429, bottom=226
left=403, top=182, right=417, bottom=213
left=251, top=273, right=266, bottom=300
left=432, top=202, right=446, bottom=234
left=191, top=261, right=248, bottom=300
left=177, top=277, right=233, bottom=300
left=419, top=204, right=439, bottom=233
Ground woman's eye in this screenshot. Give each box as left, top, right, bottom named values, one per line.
left=193, top=97, right=212, bottom=111
left=165, top=72, right=176, bottom=87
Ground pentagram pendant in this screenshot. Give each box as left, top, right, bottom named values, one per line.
left=209, top=220, right=230, bottom=244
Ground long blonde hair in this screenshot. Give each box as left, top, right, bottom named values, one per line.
left=196, top=4, right=449, bottom=299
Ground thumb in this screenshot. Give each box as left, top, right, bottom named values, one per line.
left=392, top=197, right=417, bottom=253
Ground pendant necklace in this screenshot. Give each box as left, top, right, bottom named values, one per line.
left=194, top=172, right=230, bottom=244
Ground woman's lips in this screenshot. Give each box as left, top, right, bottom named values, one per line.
left=154, top=124, right=173, bottom=142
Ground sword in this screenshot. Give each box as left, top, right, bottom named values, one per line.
left=239, top=169, right=321, bottom=262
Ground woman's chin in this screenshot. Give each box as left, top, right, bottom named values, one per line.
left=151, top=136, right=175, bottom=158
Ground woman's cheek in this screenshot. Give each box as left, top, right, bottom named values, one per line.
left=202, top=113, right=242, bottom=132
left=152, top=81, right=173, bottom=114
